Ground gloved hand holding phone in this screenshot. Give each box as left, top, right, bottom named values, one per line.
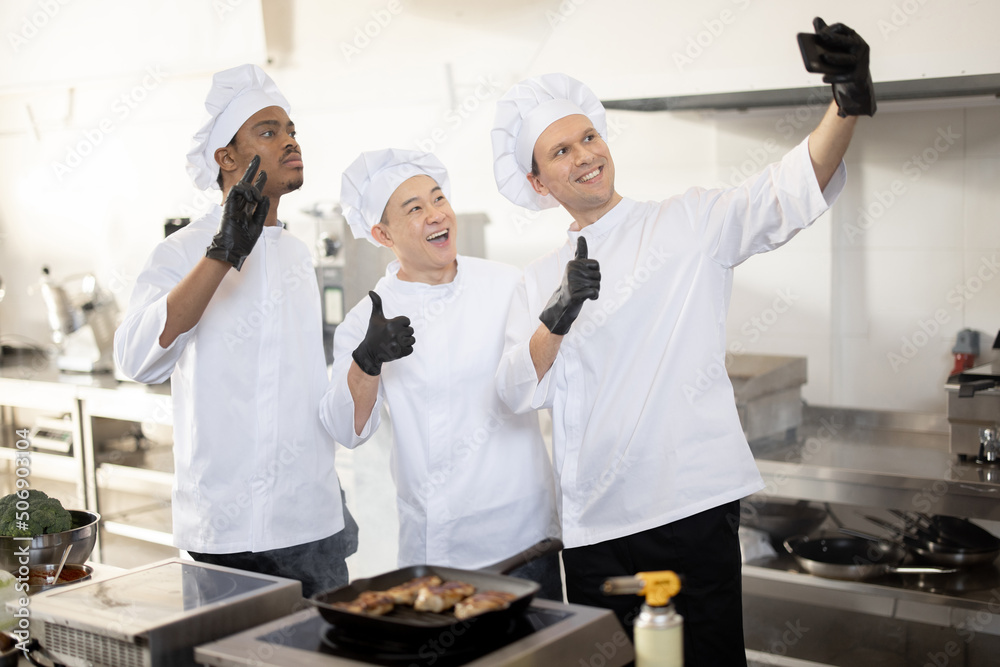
left=798, top=17, right=876, bottom=118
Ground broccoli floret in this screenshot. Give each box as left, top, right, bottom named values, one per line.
left=0, top=490, right=73, bottom=537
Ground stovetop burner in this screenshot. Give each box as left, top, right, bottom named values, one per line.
left=256, top=606, right=572, bottom=666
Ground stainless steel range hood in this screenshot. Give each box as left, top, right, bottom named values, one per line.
left=602, top=73, right=1000, bottom=112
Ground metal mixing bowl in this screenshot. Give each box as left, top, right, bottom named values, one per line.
left=0, top=510, right=100, bottom=573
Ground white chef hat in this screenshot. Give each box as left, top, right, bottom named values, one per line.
left=186, top=64, right=291, bottom=191
left=340, top=149, right=451, bottom=247
left=491, top=73, right=607, bottom=210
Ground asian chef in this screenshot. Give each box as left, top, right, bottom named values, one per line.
left=320, top=149, right=562, bottom=599
left=490, top=18, right=873, bottom=665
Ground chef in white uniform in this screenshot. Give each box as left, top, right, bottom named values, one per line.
left=320, top=149, right=561, bottom=598
left=490, top=18, right=873, bottom=665
left=115, top=64, right=357, bottom=597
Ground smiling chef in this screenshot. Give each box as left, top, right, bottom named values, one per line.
left=319, top=149, right=562, bottom=599
left=490, top=18, right=874, bottom=666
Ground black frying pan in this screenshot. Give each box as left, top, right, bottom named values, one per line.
left=864, top=515, right=1000, bottom=567
left=912, top=512, right=1000, bottom=552
left=784, top=535, right=956, bottom=581
left=308, top=538, right=561, bottom=645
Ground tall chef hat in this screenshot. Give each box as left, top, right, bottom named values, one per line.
left=186, top=64, right=291, bottom=191
left=341, top=149, right=451, bottom=247
left=491, top=73, right=607, bottom=210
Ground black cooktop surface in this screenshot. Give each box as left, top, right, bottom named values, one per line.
left=255, top=605, right=573, bottom=666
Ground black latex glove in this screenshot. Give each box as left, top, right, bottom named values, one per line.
left=812, top=17, right=876, bottom=118
left=539, top=237, right=601, bottom=336
left=206, top=154, right=271, bottom=271
left=352, top=291, right=415, bottom=376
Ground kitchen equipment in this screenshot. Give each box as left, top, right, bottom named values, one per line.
left=25, top=558, right=301, bottom=667
left=603, top=571, right=683, bottom=667
left=783, top=535, right=957, bottom=581
left=26, top=415, right=73, bottom=454
left=196, top=599, right=634, bottom=667
left=846, top=521, right=998, bottom=568
left=978, top=426, right=999, bottom=462
left=49, top=545, right=69, bottom=585
left=727, top=353, right=807, bottom=442
left=911, top=512, right=1000, bottom=551
left=0, top=510, right=99, bottom=573
left=0, top=631, right=18, bottom=667
left=740, top=498, right=828, bottom=545
left=949, top=328, right=979, bottom=376
left=945, top=361, right=1000, bottom=457
left=27, top=563, right=92, bottom=594
left=308, top=538, right=560, bottom=647
left=38, top=267, right=119, bottom=373
left=873, top=512, right=1000, bottom=556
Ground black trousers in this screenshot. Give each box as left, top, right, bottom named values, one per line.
left=561, top=500, right=746, bottom=667
left=188, top=498, right=359, bottom=599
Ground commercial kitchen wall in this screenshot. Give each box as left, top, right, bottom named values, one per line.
left=0, top=0, right=997, bottom=416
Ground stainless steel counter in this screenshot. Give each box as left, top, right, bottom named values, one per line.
left=743, top=404, right=1000, bottom=663
left=749, top=405, right=1000, bottom=520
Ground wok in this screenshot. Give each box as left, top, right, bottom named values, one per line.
left=309, top=537, right=561, bottom=646
left=864, top=515, right=999, bottom=567
left=784, top=535, right=956, bottom=581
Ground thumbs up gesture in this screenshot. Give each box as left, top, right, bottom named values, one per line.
left=539, top=236, right=601, bottom=335
left=352, top=291, right=416, bottom=376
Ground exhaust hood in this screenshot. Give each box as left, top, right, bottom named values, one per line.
left=602, top=73, right=1000, bottom=113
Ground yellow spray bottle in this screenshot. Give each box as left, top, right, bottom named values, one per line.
left=602, top=570, right=683, bottom=667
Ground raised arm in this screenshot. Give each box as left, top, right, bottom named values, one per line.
left=808, top=103, right=857, bottom=192
left=160, top=155, right=269, bottom=347
left=803, top=17, right=875, bottom=190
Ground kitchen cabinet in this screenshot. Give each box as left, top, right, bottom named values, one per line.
left=742, top=405, right=1000, bottom=664
left=0, top=351, right=177, bottom=564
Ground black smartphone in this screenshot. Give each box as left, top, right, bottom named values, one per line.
left=796, top=33, right=851, bottom=75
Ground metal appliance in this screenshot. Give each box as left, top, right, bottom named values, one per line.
left=38, top=267, right=119, bottom=373
left=302, top=202, right=346, bottom=364
left=946, top=357, right=1000, bottom=458
left=196, top=599, right=634, bottom=667
left=27, top=558, right=301, bottom=667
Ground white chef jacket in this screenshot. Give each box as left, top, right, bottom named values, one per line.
left=114, top=205, right=345, bottom=554
left=320, top=256, right=558, bottom=569
left=497, top=136, right=846, bottom=548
